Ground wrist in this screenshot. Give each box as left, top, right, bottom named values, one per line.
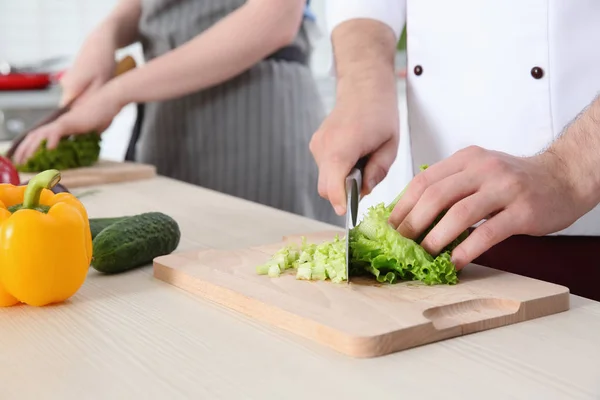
left=104, top=76, right=130, bottom=109
left=543, top=140, right=600, bottom=213
left=331, top=19, right=398, bottom=106
left=336, top=64, right=397, bottom=103
left=549, top=95, right=600, bottom=210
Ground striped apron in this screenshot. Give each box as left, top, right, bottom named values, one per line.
left=127, top=0, right=343, bottom=227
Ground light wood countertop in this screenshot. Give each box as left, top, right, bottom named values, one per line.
left=1, top=176, right=599, bottom=400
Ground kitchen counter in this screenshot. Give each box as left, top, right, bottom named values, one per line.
left=0, top=85, right=61, bottom=109
left=1, top=176, right=599, bottom=399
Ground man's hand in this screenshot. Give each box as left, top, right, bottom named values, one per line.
left=389, top=92, right=600, bottom=269
left=388, top=146, right=591, bottom=269
left=310, top=19, right=399, bottom=215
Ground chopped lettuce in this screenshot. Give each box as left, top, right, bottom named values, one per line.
left=256, top=165, right=469, bottom=286
left=256, top=236, right=347, bottom=283
left=255, top=245, right=299, bottom=277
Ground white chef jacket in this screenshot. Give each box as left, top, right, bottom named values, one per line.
left=326, top=0, right=600, bottom=236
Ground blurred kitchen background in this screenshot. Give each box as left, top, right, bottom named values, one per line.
left=0, top=0, right=412, bottom=213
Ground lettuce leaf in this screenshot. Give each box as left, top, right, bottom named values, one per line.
left=256, top=165, right=469, bottom=285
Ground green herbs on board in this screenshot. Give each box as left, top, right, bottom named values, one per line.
left=256, top=165, right=469, bottom=286
left=16, top=132, right=102, bottom=172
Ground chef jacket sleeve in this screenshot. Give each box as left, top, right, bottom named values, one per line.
left=325, top=0, right=406, bottom=41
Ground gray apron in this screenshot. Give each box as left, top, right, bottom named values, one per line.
left=129, top=0, right=342, bottom=227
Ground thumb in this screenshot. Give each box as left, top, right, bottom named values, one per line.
left=361, top=139, right=398, bottom=196
left=323, top=157, right=355, bottom=215
left=45, top=115, right=81, bottom=149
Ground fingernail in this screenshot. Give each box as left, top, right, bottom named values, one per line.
left=334, top=205, right=345, bottom=215
left=451, top=255, right=461, bottom=267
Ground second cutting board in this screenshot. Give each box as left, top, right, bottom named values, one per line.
left=153, top=230, right=570, bottom=358
left=19, top=159, right=156, bottom=188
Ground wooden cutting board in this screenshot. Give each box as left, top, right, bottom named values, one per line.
left=19, top=160, right=156, bottom=188
left=153, top=230, right=570, bottom=358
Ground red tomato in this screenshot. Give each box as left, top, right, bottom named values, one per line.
left=0, top=156, right=20, bottom=185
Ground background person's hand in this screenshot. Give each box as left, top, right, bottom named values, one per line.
left=13, top=83, right=124, bottom=165
left=388, top=145, right=589, bottom=269
left=59, top=25, right=118, bottom=107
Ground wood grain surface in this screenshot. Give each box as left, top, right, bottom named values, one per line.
left=19, top=160, right=156, bottom=188
left=154, top=231, right=570, bottom=357
left=0, top=177, right=598, bottom=399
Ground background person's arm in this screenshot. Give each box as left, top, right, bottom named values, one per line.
left=309, top=0, right=406, bottom=215
left=59, top=0, right=142, bottom=105
left=13, top=0, right=307, bottom=163
left=101, top=0, right=143, bottom=49
left=110, top=0, right=307, bottom=106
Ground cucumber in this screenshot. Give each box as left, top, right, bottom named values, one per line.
left=89, top=216, right=130, bottom=239
left=91, top=212, right=181, bottom=274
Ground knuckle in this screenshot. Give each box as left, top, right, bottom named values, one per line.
left=388, top=208, right=402, bottom=228
left=514, top=202, right=536, bottom=231
left=497, top=172, right=526, bottom=195
left=422, top=184, right=441, bottom=202
left=459, top=145, right=484, bottom=158
left=399, top=217, right=418, bottom=237
left=423, top=233, right=441, bottom=253
left=482, top=156, right=509, bottom=174
left=409, top=173, right=429, bottom=195
left=329, top=151, right=347, bottom=165
left=449, top=199, right=474, bottom=222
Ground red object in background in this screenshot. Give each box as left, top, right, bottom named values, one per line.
left=0, top=68, right=66, bottom=91
left=0, top=73, right=52, bottom=91
left=0, top=156, right=20, bottom=185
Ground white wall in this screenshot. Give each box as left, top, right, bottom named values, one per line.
left=0, top=0, right=115, bottom=64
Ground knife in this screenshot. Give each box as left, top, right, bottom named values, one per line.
left=5, top=55, right=137, bottom=160
left=345, top=156, right=368, bottom=284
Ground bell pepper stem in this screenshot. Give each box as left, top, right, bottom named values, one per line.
left=23, top=169, right=61, bottom=210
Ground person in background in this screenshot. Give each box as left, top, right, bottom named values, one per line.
left=13, top=0, right=342, bottom=226
left=310, top=0, right=600, bottom=300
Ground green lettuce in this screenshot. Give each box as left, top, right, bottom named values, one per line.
left=256, top=165, right=469, bottom=286
left=257, top=236, right=347, bottom=283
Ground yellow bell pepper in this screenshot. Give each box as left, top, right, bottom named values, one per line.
left=0, top=169, right=92, bottom=307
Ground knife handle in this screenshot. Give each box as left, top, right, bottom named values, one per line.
left=354, top=155, right=369, bottom=175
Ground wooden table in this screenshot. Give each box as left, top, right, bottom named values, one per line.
left=1, top=177, right=599, bottom=400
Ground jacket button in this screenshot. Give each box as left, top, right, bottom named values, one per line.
left=414, top=65, right=423, bottom=76
left=531, top=67, right=544, bottom=79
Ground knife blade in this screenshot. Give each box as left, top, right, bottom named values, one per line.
left=345, top=156, right=368, bottom=284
